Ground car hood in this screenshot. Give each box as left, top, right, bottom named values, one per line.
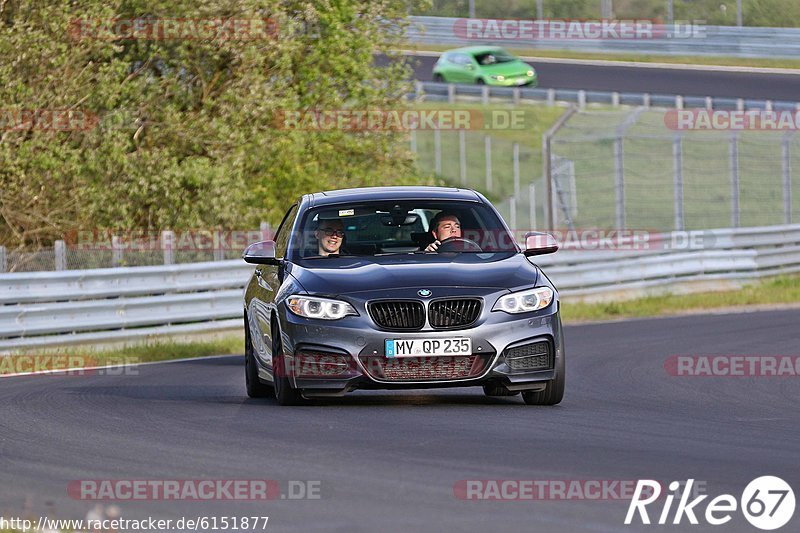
left=291, top=253, right=540, bottom=296
left=478, top=60, right=532, bottom=76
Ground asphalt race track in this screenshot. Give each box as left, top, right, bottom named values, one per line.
left=1, top=309, right=798, bottom=532
left=396, top=53, right=800, bottom=101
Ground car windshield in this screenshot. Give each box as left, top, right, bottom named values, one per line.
left=474, top=50, right=516, bottom=65
left=294, top=200, right=518, bottom=259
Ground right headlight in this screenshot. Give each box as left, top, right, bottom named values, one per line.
left=287, top=295, right=357, bottom=320
left=492, top=287, right=554, bottom=314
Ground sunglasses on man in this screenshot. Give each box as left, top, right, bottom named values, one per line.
left=320, top=228, right=345, bottom=238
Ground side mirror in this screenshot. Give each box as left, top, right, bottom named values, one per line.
left=243, top=240, right=279, bottom=265
left=523, top=232, right=559, bottom=256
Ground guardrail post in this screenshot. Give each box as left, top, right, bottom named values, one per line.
left=512, top=87, right=520, bottom=105
left=643, top=93, right=650, bottom=108
left=409, top=130, right=417, bottom=154
left=54, top=240, right=67, bottom=271
left=578, top=90, right=586, bottom=109
left=162, top=230, right=175, bottom=265
left=675, top=95, right=684, bottom=109
left=434, top=128, right=442, bottom=175
left=447, top=83, right=455, bottom=104
left=529, top=183, right=537, bottom=230
left=414, top=81, right=424, bottom=103
left=614, top=136, right=625, bottom=230
left=705, top=96, right=713, bottom=110
left=0, top=246, right=6, bottom=273
left=736, top=98, right=744, bottom=111
left=484, top=135, right=493, bottom=192
left=260, top=221, right=271, bottom=241
left=612, top=92, right=619, bottom=107
left=481, top=85, right=489, bottom=105
left=509, top=197, right=517, bottom=230
left=765, top=100, right=773, bottom=112
left=458, top=130, right=467, bottom=186
left=729, top=135, right=740, bottom=228
left=547, top=88, right=555, bottom=107
left=513, top=142, right=520, bottom=198
left=112, top=235, right=123, bottom=267
left=782, top=133, right=793, bottom=224
left=673, top=135, right=685, bottom=231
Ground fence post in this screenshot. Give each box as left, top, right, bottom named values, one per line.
left=614, top=137, right=625, bottom=230
left=736, top=98, right=744, bottom=111
left=547, top=88, right=555, bottom=106
left=673, top=135, right=685, bottom=231
left=643, top=93, right=650, bottom=108
left=0, top=246, right=6, bottom=273
left=459, top=130, right=467, bottom=186
left=414, top=81, right=424, bottom=103
left=481, top=85, right=489, bottom=105
left=409, top=130, right=417, bottom=154
left=512, top=87, right=520, bottom=105
left=484, top=136, right=493, bottom=192
left=434, top=128, right=442, bottom=175
left=675, top=95, right=684, bottom=109
left=729, top=135, right=740, bottom=228
left=447, top=83, right=455, bottom=103
left=509, top=197, right=517, bottom=230
left=529, top=183, right=537, bottom=230
left=783, top=133, right=793, bottom=224
left=612, top=92, right=619, bottom=107
left=162, top=230, right=175, bottom=265
left=705, top=96, right=713, bottom=110
left=54, top=240, right=67, bottom=270
left=512, top=142, right=520, bottom=198
left=112, top=235, right=123, bottom=267
left=577, top=90, right=586, bottom=109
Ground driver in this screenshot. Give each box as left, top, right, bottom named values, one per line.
left=424, top=212, right=461, bottom=252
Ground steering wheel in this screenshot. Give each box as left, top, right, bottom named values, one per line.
left=437, top=237, right=482, bottom=252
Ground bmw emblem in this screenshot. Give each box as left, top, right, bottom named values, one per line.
left=418, top=289, right=432, bottom=298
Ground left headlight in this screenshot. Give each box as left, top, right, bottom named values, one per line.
left=287, top=295, right=357, bottom=320
left=493, top=287, right=554, bottom=314
left=527, top=69, right=535, bottom=77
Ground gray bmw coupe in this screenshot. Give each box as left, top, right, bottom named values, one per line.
left=242, top=186, right=564, bottom=405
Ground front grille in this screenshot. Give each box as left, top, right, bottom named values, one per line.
left=359, top=355, right=488, bottom=382
left=368, top=300, right=425, bottom=330
left=504, top=341, right=553, bottom=371
left=429, top=298, right=482, bottom=329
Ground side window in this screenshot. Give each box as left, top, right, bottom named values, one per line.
left=458, top=54, right=473, bottom=66
left=273, top=204, right=298, bottom=259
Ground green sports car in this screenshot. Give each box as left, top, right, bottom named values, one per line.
left=432, top=46, right=538, bottom=87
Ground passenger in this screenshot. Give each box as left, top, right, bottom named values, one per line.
left=315, top=219, right=345, bottom=256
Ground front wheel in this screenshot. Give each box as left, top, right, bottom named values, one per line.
left=245, top=319, right=272, bottom=398
left=432, top=73, right=444, bottom=82
left=272, top=323, right=304, bottom=406
left=522, top=352, right=564, bottom=405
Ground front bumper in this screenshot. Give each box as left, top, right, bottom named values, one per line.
left=486, top=75, right=538, bottom=87
left=277, top=292, right=563, bottom=396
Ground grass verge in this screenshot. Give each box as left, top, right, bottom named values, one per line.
left=405, top=44, right=800, bottom=70
left=561, top=274, right=800, bottom=323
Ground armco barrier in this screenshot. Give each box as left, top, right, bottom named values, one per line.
left=407, top=16, right=800, bottom=60
left=1, top=224, right=799, bottom=351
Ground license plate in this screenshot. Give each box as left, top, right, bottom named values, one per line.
left=385, top=338, right=472, bottom=358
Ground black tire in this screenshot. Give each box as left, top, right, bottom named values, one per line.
left=272, top=322, right=304, bottom=406
left=433, top=73, right=444, bottom=82
left=475, top=78, right=485, bottom=85
left=245, top=318, right=272, bottom=398
left=522, top=350, right=565, bottom=406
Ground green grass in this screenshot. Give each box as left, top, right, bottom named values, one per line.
left=3, top=335, right=243, bottom=374
left=407, top=44, right=800, bottom=70
left=561, top=274, right=800, bottom=322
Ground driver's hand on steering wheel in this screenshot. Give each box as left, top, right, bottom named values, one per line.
left=424, top=240, right=441, bottom=252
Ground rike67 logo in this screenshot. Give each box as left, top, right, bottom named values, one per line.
left=626, top=477, right=795, bottom=530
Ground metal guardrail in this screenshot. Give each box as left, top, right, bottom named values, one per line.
left=1, top=224, right=799, bottom=351
left=414, top=81, right=800, bottom=111
left=407, top=16, right=800, bottom=59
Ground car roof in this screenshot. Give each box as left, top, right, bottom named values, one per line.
left=444, top=46, right=508, bottom=55
left=306, top=186, right=482, bottom=208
